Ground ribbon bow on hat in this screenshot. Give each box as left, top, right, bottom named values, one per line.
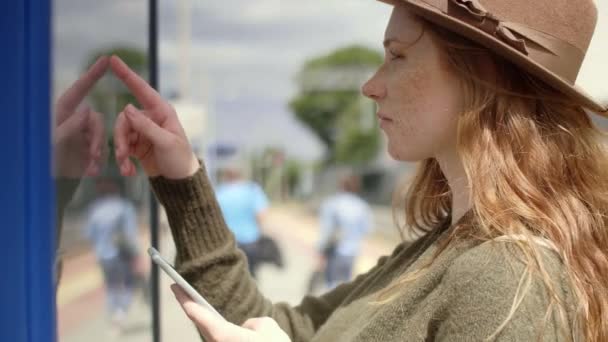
left=450, top=0, right=528, bottom=54
left=445, top=0, right=584, bottom=82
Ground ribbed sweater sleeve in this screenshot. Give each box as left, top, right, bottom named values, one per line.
left=149, top=166, right=386, bottom=342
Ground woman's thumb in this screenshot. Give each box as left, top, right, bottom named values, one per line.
left=124, top=104, right=169, bottom=144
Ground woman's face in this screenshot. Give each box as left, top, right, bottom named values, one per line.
left=362, top=5, right=464, bottom=162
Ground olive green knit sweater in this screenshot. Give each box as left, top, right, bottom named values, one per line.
left=150, top=167, right=576, bottom=342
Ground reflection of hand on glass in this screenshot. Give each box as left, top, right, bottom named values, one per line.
left=109, top=56, right=199, bottom=179
left=53, top=56, right=109, bottom=288
left=54, top=56, right=109, bottom=178
left=54, top=105, right=105, bottom=177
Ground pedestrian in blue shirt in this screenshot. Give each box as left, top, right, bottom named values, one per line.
left=84, top=178, right=141, bottom=334
left=216, top=164, right=269, bottom=278
left=317, top=171, right=373, bottom=289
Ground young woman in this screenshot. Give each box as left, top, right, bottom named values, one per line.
left=109, top=0, right=608, bottom=340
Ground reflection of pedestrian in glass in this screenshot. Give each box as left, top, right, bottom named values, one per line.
left=84, top=178, right=140, bottom=332
left=216, top=161, right=269, bottom=279
left=317, top=171, right=373, bottom=289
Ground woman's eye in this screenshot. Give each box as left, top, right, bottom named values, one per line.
left=388, top=50, right=404, bottom=61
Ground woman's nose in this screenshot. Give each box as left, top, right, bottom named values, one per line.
left=361, top=71, right=386, bottom=100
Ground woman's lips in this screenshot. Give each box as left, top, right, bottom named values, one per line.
left=377, top=112, right=393, bottom=127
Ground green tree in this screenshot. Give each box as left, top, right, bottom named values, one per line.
left=290, top=45, right=382, bottom=165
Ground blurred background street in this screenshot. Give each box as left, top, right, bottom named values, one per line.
left=57, top=204, right=402, bottom=341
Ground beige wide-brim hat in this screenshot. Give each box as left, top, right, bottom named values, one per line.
left=378, top=0, right=608, bottom=116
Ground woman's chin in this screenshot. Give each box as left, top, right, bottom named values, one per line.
left=387, top=146, right=428, bottom=162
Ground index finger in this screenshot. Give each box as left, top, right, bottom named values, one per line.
left=55, top=56, right=109, bottom=123
left=110, top=55, right=164, bottom=109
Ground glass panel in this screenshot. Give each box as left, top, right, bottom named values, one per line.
left=52, top=1, right=152, bottom=340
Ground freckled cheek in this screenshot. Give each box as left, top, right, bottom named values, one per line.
left=388, top=68, right=435, bottom=134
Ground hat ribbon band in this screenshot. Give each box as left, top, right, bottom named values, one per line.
left=450, top=0, right=529, bottom=54
left=447, top=0, right=584, bottom=82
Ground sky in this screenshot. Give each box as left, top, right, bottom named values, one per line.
left=53, top=0, right=608, bottom=162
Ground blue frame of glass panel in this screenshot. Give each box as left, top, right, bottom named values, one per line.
left=0, top=0, right=55, bottom=341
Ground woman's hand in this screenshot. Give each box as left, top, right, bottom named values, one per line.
left=171, top=285, right=291, bottom=342
left=53, top=56, right=108, bottom=178
left=109, top=55, right=199, bottom=179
